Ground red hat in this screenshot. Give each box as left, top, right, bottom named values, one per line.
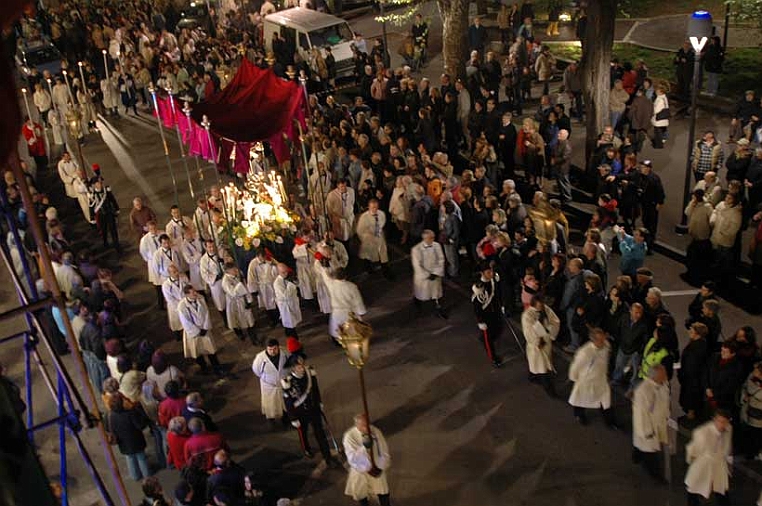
left=286, top=336, right=302, bottom=354
left=92, top=163, right=101, bottom=172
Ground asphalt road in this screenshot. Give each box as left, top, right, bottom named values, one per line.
left=3, top=5, right=762, bottom=506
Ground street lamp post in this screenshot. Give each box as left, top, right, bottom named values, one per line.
left=676, top=10, right=713, bottom=234
left=337, top=313, right=380, bottom=473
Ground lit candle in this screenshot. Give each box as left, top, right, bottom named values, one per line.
left=20, top=88, right=33, bottom=122
left=77, top=61, right=87, bottom=96
left=102, top=49, right=109, bottom=81
left=62, top=70, right=74, bottom=101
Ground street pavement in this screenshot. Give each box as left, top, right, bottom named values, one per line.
left=3, top=5, right=762, bottom=506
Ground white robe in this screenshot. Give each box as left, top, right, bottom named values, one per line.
left=292, top=242, right=315, bottom=300
left=153, top=247, right=185, bottom=283
left=57, top=159, right=79, bottom=198
left=54, top=263, right=83, bottom=300
left=273, top=275, right=302, bottom=329
left=51, top=84, right=69, bottom=114
left=199, top=252, right=226, bottom=311
left=49, top=110, right=64, bottom=146
left=325, top=188, right=356, bottom=241
left=356, top=210, right=388, bottom=263
left=411, top=241, right=444, bottom=301
left=321, top=240, right=349, bottom=271
left=181, top=238, right=205, bottom=291
left=101, top=77, right=119, bottom=110
left=521, top=306, right=560, bottom=374
left=568, top=341, right=611, bottom=409
left=222, top=273, right=254, bottom=329
left=326, top=278, right=366, bottom=338
left=343, top=426, right=391, bottom=500
left=72, top=176, right=91, bottom=222
left=252, top=348, right=288, bottom=419
left=139, top=232, right=161, bottom=285
left=685, top=421, right=732, bottom=498
left=177, top=296, right=217, bottom=358
left=247, top=258, right=278, bottom=310
left=313, top=259, right=332, bottom=314
left=165, top=216, right=194, bottom=246
left=162, top=275, right=189, bottom=332
left=632, top=378, right=670, bottom=453
left=194, top=207, right=214, bottom=242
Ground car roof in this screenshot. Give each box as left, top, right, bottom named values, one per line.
left=265, top=8, right=349, bottom=31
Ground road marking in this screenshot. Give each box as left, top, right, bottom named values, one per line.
left=660, top=290, right=699, bottom=297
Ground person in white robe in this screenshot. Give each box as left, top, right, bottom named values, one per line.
left=49, top=109, right=64, bottom=156
left=176, top=285, right=224, bottom=376
left=101, top=75, right=119, bottom=115
left=51, top=78, right=70, bottom=116
left=252, top=339, right=289, bottom=423
left=325, top=180, right=356, bottom=242
left=221, top=263, right=256, bottom=343
left=568, top=327, right=614, bottom=426
left=313, top=245, right=334, bottom=314
left=247, top=250, right=279, bottom=325
left=139, top=221, right=164, bottom=307
left=274, top=263, right=302, bottom=337
left=193, top=197, right=214, bottom=243
left=153, top=234, right=185, bottom=283
left=521, top=296, right=561, bottom=396
left=161, top=263, right=189, bottom=342
left=356, top=199, right=390, bottom=276
left=292, top=231, right=316, bottom=301
left=685, top=411, right=733, bottom=505
left=54, top=251, right=83, bottom=300
left=57, top=151, right=79, bottom=199
left=319, top=232, right=349, bottom=271
left=343, top=414, right=391, bottom=505
left=165, top=204, right=194, bottom=247
left=632, top=364, right=671, bottom=480
left=199, top=239, right=227, bottom=319
left=181, top=227, right=205, bottom=291
left=72, top=169, right=91, bottom=222
left=326, top=268, right=366, bottom=342
left=410, top=230, right=446, bottom=318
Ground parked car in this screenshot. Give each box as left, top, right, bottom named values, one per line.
left=177, top=2, right=213, bottom=32
left=16, top=41, right=62, bottom=78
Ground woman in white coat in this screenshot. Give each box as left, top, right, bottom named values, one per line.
left=251, top=339, right=289, bottom=422
left=632, top=364, right=671, bottom=480
left=521, top=296, right=560, bottom=396
left=343, top=414, right=391, bottom=506
left=410, top=230, right=445, bottom=316
left=685, top=411, right=733, bottom=505
left=161, top=263, right=189, bottom=342
left=274, top=263, right=302, bottom=336
left=176, top=285, right=224, bottom=375
left=651, top=84, right=670, bottom=148
left=247, top=251, right=279, bottom=325
left=326, top=268, right=367, bottom=342
left=568, top=327, right=614, bottom=426
left=221, top=263, right=256, bottom=343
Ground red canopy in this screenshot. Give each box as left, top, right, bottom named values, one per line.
left=190, top=59, right=305, bottom=143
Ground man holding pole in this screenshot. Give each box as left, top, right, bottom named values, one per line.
left=343, top=413, right=391, bottom=506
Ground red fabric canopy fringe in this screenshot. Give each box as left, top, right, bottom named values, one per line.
left=190, top=58, right=306, bottom=144
left=154, top=59, right=306, bottom=167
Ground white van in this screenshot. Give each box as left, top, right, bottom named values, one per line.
left=263, top=8, right=356, bottom=78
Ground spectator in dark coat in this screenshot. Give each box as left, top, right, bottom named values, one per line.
left=206, top=450, right=246, bottom=504
left=679, top=322, right=710, bottom=426
left=107, top=394, right=150, bottom=481
left=729, top=326, right=759, bottom=378
left=468, top=17, right=488, bottom=54
left=695, top=299, right=722, bottom=353
left=685, top=282, right=717, bottom=327
left=182, top=392, right=218, bottom=433
left=573, top=273, right=606, bottom=345
left=706, top=341, right=745, bottom=416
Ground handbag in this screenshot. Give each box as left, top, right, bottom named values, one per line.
left=104, top=412, right=117, bottom=445
left=655, top=108, right=671, bottom=121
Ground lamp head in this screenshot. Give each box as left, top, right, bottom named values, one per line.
left=337, top=313, right=373, bottom=368
left=688, top=10, right=713, bottom=52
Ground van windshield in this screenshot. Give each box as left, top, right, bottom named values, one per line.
left=309, top=23, right=353, bottom=48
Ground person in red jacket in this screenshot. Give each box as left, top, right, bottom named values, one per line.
left=184, top=417, right=227, bottom=471
left=158, top=380, right=186, bottom=428
left=22, top=116, right=48, bottom=173
left=166, top=416, right=191, bottom=470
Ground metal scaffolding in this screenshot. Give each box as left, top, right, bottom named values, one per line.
left=0, top=152, right=131, bottom=506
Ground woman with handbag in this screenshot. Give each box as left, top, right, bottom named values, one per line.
left=651, top=85, right=670, bottom=149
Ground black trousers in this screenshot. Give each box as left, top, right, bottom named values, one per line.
left=687, top=491, right=729, bottom=506
left=574, top=406, right=615, bottom=425
left=98, top=214, right=119, bottom=249
left=33, top=155, right=48, bottom=171
left=359, top=494, right=391, bottom=506
left=632, top=447, right=661, bottom=479
left=295, top=410, right=331, bottom=460
left=641, top=206, right=659, bottom=250
left=195, top=353, right=221, bottom=371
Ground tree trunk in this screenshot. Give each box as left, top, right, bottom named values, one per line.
left=438, top=0, right=470, bottom=78
left=580, top=0, right=617, bottom=162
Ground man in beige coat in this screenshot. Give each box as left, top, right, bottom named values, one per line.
left=632, top=364, right=670, bottom=481
left=685, top=410, right=733, bottom=505
left=344, top=414, right=391, bottom=506
left=521, top=296, right=560, bottom=397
